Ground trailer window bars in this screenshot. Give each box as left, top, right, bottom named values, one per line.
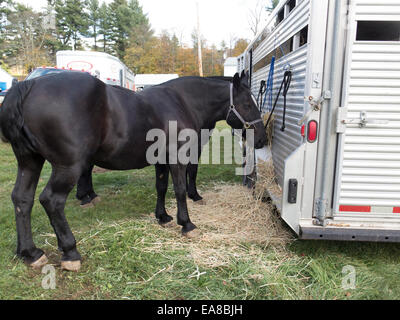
left=253, top=25, right=308, bottom=74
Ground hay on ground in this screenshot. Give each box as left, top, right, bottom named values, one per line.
left=255, top=159, right=282, bottom=200
left=144, top=182, right=292, bottom=268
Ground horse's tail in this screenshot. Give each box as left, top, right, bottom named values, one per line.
left=0, top=80, right=38, bottom=155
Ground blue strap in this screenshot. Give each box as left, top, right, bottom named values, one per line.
left=262, top=56, right=275, bottom=112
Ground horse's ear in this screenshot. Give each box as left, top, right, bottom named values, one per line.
left=233, top=73, right=241, bottom=89
left=240, top=71, right=249, bottom=86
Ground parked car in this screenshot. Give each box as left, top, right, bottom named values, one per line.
left=0, top=67, right=76, bottom=107
left=25, top=67, right=71, bottom=81
left=0, top=78, right=18, bottom=107
left=0, top=90, right=7, bottom=107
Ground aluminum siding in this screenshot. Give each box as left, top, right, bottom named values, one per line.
left=337, top=0, right=400, bottom=210
left=251, top=0, right=310, bottom=186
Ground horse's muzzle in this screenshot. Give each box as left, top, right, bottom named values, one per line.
left=255, top=138, right=267, bottom=149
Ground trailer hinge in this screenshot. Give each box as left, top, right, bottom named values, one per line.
left=313, top=198, right=329, bottom=226
left=298, top=90, right=331, bottom=126
left=336, top=106, right=348, bottom=133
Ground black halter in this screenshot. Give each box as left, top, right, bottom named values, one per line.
left=226, top=83, right=263, bottom=129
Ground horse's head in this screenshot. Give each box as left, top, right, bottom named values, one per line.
left=226, top=71, right=267, bottom=149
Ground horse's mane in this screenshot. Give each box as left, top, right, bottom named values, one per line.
left=111, top=85, right=136, bottom=94
left=206, top=76, right=233, bottom=82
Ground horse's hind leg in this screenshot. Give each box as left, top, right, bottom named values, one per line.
left=76, top=164, right=99, bottom=208
left=155, top=164, right=173, bottom=226
left=187, top=163, right=203, bottom=203
left=169, top=164, right=197, bottom=236
left=12, top=154, right=46, bottom=267
left=39, top=165, right=83, bottom=271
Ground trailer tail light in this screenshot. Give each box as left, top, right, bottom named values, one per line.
left=394, top=207, right=400, bottom=214
left=307, top=120, right=318, bottom=143
left=301, top=124, right=305, bottom=137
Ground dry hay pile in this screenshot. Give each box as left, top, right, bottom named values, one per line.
left=255, top=159, right=283, bottom=200
left=144, top=182, right=292, bottom=269
left=263, top=112, right=274, bottom=148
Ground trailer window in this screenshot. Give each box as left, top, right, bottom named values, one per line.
left=356, top=21, right=400, bottom=41
left=253, top=36, right=293, bottom=73
left=277, top=8, right=285, bottom=25
left=299, top=25, right=308, bottom=47
left=287, top=0, right=296, bottom=13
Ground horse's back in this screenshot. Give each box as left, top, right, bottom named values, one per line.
left=22, top=72, right=108, bottom=165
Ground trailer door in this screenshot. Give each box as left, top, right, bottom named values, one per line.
left=333, top=0, right=400, bottom=218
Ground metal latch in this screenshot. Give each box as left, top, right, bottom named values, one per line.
left=337, top=108, right=389, bottom=133
left=298, top=91, right=331, bottom=125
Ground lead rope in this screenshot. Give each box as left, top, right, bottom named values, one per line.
left=264, top=70, right=292, bottom=132
left=257, top=80, right=266, bottom=113
left=262, top=56, right=276, bottom=113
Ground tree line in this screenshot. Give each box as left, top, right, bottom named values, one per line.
left=0, top=0, right=249, bottom=77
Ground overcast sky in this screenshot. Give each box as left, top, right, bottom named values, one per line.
left=17, top=0, right=270, bottom=47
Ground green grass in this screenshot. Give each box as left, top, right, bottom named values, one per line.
left=1, top=122, right=400, bottom=300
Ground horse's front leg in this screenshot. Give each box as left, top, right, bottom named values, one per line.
left=155, top=164, right=174, bottom=226
left=169, top=164, right=197, bottom=236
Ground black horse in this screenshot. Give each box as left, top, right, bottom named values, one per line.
left=76, top=145, right=207, bottom=207
left=76, top=76, right=235, bottom=207
left=0, top=71, right=266, bottom=271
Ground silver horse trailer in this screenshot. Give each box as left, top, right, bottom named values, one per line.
left=239, top=0, right=400, bottom=242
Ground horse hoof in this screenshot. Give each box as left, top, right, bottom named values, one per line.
left=80, top=202, right=95, bottom=209
left=182, top=229, right=201, bottom=239
left=61, top=260, right=81, bottom=272
left=92, top=196, right=101, bottom=205
left=194, top=199, right=206, bottom=206
left=160, top=221, right=175, bottom=228
left=30, top=254, right=48, bottom=269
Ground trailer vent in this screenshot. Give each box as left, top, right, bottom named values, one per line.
left=356, top=21, right=400, bottom=41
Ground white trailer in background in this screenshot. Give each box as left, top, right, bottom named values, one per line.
left=239, top=0, right=400, bottom=242
left=56, top=51, right=135, bottom=90
left=0, top=67, right=14, bottom=91
left=224, top=57, right=239, bottom=77
left=134, top=74, right=179, bottom=91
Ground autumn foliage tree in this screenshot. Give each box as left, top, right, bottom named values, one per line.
left=3, top=3, right=55, bottom=71
left=124, top=30, right=231, bottom=77
left=0, top=0, right=248, bottom=77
